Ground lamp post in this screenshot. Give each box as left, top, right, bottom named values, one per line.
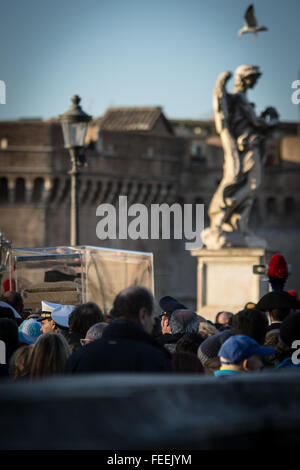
left=59, top=95, right=92, bottom=246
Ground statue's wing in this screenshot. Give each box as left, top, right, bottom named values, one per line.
left=213, top=71, right=232, bottom=135
left=245, top=4, right=257, bottom=27
left=213, top=71, right=241, bottom=180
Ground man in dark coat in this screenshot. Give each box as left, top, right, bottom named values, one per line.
left=65, top=286, right=172, bottom=374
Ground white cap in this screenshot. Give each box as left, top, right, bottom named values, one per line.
left=41, top=300, right=61, bottom=313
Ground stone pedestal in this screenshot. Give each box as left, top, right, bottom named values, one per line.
left=190, top=248, right=274, bottom=321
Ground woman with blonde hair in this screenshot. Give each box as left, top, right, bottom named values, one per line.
left=30, top=333, right=70, bottom=379
left=9, top=344, right=34, bottom=380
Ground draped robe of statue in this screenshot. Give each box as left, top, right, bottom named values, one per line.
left=202, top=66, right=279, bottom=249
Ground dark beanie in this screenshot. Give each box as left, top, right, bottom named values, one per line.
left=197, top=330, right=232, bottom=364
left=280, top=312, right=300, bottom=348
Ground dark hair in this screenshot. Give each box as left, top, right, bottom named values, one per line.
left=232, top=308, right=268, bottom=345
left=9, top=344, right=33, bottom=380
left=0, top=292, right=24, bottom=315
left=0, top=306, right=15, bottom=321
left=69, top=302, right=104, bottom=337
left=111, top=286, right=153, bottom=321
left=269, top=308, right=290, bottom=322
left=172, top=352, right=204, bottom=374
left=176, top=333, right=204, bottom=355
left=0, top=318, right=18, bottom=345
left=215, top=311, right=233, bottom=325
left=280, top=311, right=300, bottom=348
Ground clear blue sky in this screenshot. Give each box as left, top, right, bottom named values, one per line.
left=0, top=0, right=299, bottom=122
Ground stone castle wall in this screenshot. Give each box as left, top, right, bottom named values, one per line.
left=0, top=121, right=299, bottom=310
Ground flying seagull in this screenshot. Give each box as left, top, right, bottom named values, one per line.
left=238, top=4, right=268, bottom=39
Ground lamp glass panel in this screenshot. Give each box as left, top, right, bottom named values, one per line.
left=62, top=121, right=88, bottom=147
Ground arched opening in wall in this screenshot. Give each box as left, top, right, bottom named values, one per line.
left=81, top=180, right=92, bottom=205
left=0, top=178, right=8, bottom=203
left=92, top=181, right=102, bottom=205
left=266, top=197, right=277, bottom=217
left=194, top=197, right=208, bottom=226
left=32, top=178, right=44, bottom=203
left=49, top=178, right=60, bottom=204
left=166, top=184, right=174, bottom=203
left=134, top=182, right=143, bottom=203
left=152, top=184, right=162, bottom=204
left=112, top=181, right=123, bottom=205
left=102, top=181, right=113, bottom=203
left=249, top=198, right=260, bottom=226
left=15, top=178, right=25, bottom=203
left=59, top=179, right=70, bottom=204
left=284, top=197, right=295, bottom=216
left=140, top=183, right=151, bottom=204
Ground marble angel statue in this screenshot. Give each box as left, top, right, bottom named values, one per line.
left=202, top=65, right=279, bottom=249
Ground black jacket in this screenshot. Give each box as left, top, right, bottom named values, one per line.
left=65, top=319, right=172, bottom=374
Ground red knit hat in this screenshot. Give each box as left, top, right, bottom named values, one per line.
left=267, top=253, right=288, bottom=279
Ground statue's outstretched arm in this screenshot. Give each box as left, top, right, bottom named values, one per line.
left=214, top=71, right=241, bottom=179
left=238, top=95, right=279, bottom=129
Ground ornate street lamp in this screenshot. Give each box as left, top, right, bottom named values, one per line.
left=59, top=95, right=92, bottom=246
left=0, top=230, right=11, bottom=274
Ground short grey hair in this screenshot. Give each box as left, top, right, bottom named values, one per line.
left=85, top=322, right=108, bottom=341
left=169, top=309, right=200, bottom=335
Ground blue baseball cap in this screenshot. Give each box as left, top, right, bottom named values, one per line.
left=218, top=335, right=274, bottom=364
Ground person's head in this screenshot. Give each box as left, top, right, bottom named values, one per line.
left=197, top=330, right=232, bottom=374
left=234, top=65, right=261, bottom=92
left=80, top=322, right=108, bottom=346
left=0, top=306, right=15, bottom=321
left=244, top=302, right=256, bottom=310
left=256, top=291, right=300, bottom=313
left=160, top=312, right=172, bottom=335
left=68, top=302, right=103, bottom=337
left=159, top=296, right=187, bottom=335
left=280, top=312, right=300, bottom=349
left=269, top=308, right=290, bottom=323
left=0, top=317, right=18, bottom=345
left=232, top=308, right=268, bottom=345
left=218, top=335, right=274, bottom=373
left=264, top=329, right=289, bottom=362
left=169, top=309, right=200, bottom=336
left=18, top=319, right=42, bottom=345
left=267, top=253, right=288, bottom=291
left=172, top=352, right=204, bottom=374
left=0, top=318, right=18, bottom=361
left=9, top=344, right=33, bottom=380
left=159, top=296, right=187, bottom=316
left=30, top=333, right=70, bottom=379
left=215, top=311, right=233, bottom=328
left=111, top=286, right=154, bottom=335
left=197, top=321, right=219, bottom=339
left=176, top=333, right=205, bottom=355
left=39, top=317, right=57, bottom=335
left=0, top=291, right=24, bottom=317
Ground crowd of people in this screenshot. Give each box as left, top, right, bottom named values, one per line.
left=0, top=253, right=300, bottom=381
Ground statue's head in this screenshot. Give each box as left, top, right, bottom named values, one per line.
left=234, top=65, right=262, bottom=91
